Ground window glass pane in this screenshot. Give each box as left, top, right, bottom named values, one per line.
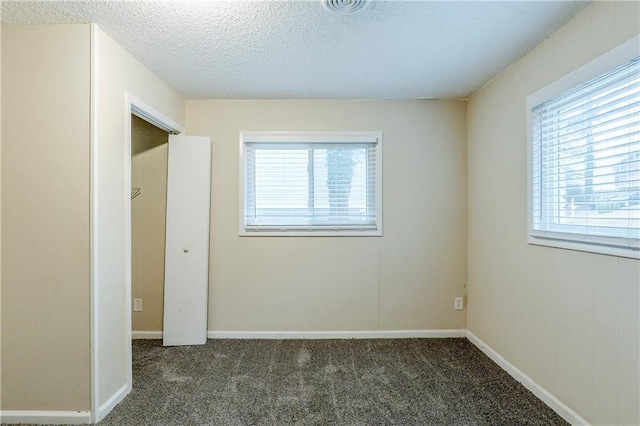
left=254, top=148, right=309, bottom=222
left=312, top=147, right=370, bottom=222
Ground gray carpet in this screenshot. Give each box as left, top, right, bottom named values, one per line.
left=96, top=338, right=567, bottom=425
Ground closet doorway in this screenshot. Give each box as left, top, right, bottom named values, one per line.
left=130, top=114, right=169, bottom=338
left=128, top=106, right=211, bottom=349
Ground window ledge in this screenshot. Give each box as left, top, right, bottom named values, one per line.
left=528, top=235, right=640, bottom=259
left=240, top=229, right=383, bottom=237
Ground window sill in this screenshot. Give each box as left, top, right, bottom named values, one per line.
left=528, top=235, right=639, bottom=259
left=240, top=229, right=383, bottom=237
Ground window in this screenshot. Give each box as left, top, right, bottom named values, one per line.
left=527, top=36, right=639, bottom=258
left=240, top=132, right=382, bottom=236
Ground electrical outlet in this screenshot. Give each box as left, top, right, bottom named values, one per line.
left=454, top=297, right=464, bottom=311
left=133, top=298, right=143, bottom=312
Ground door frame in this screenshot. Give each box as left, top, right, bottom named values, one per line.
left=123, top=93, right=183, bottom=391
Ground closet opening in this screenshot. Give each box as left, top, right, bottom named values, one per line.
left=130, top=114, right=170, bottom=338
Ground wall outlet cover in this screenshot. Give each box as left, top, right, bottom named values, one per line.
left=454, top=297, right=464, bottom=310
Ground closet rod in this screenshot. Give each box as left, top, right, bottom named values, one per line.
left=131, top=187, right=141, bottom=200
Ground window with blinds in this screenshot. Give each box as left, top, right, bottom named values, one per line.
left=528, top=41, right=639, bottom=257
left=240, top=132, right=382, bottom=235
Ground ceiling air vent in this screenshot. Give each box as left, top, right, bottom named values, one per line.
left=321, top=0, right=370, bottom=15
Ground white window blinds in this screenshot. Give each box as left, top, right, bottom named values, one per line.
left=240, top=132, right=382, bottom=235
left=531, top=57, right=640, bottom=251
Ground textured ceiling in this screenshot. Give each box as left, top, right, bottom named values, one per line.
left=1, top=0, right=590, bottom=99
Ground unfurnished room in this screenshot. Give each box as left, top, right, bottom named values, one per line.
left=0, top=1, right=639, bottom=425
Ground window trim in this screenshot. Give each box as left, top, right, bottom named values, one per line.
left=239, top=131, right=383, bottom=237
left=526, top=35, right=640, bottom=259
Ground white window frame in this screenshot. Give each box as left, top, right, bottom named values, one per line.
left=526, top=35, right=640, bottom=259
left=239, top=131, right=383, bottom=236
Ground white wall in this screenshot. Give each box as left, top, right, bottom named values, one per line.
left=94, top=26, right=184, bottom=418
left=186, top=100, right=467, bottom=332
left=1, top=24, right=91, bottom=411
left=467, top=2, right=639, bottom=424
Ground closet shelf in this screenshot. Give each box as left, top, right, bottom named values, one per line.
left=131, top=187, right=141, bottom=200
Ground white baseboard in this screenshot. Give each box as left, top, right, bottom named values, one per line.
left=207, top=329, right=467, bottom=339
left=132, top=330, right=163, bottom=339
left=133, top=329, right=466, bottom=341
left=465, top=330, right=589, bottom=426
left=95, top=383, right=130, bottom=423
left=0, top=410, right=91, bottom=425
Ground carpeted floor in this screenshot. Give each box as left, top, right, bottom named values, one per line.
left=95, top=338, right=567, bottom=425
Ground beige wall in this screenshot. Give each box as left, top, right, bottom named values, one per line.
left=1, top=24, right=91, bottom=411
left=131, top=115, right=168, bottom=332
left=94, top=26, right=185, bottom=413
left=467, top=2, right=640, bottom=425
left=186, top=100, right=467, bottom=332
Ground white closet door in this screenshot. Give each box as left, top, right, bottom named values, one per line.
left=163, top=135, right=211, bottom=346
